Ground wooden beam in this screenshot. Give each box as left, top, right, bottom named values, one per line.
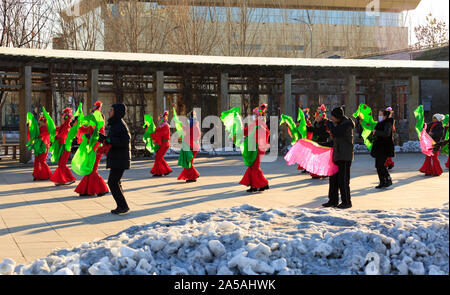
left=19, top=66, right=32, bottom=164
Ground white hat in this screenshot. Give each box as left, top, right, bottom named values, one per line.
left=433, top=114, right=445, bottom=122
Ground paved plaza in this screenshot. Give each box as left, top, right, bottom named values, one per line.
left=0, top=153, right=448, bottom=264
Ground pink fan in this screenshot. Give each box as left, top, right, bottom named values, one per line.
left=285, top=139, right=339, bottom=176
left=420, top=124, right=435, bottom=157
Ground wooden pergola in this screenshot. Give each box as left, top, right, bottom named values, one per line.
left=0, top=47, right=448, bottom=163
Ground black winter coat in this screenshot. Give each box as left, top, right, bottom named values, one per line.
left=327, top=116, right=355, bottom=163
left=307, top=119, right=331, bottom=145
left=427, top=121, right=444, bottom=143
left=371, top=118, right=395, bottom=159
left=106, top=104, right=131, bottom=170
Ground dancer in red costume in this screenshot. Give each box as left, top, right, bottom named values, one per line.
left=27, top=113, right=53, bottom=180
left=240, top=104, right=270, bottom=193
left=177, top=110, right=201, bottom=183
left=75, top=101, right=110, bottom=197
left=50, top=108, right=77, bottom=185
left=419, top=114, right=445, bottom=176
left=151, top=111, right=172, bottom=177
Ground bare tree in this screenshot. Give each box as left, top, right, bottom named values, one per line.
left=0, top=0, right=53, bottom=133
left=52, top=0, right=104, bottom=51
left=102, top=0, right=174, bottom=53
left=167, top=0, right=220, bottom=55
left=414, top=13, right=449, bottom=49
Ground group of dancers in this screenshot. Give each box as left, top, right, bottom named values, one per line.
left=28, top=102, right=109, bottom=196
left=26, top=99, right=449, bottom=214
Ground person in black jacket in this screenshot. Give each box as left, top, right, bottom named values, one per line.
left=324, top=107, right=355, bottom=209
left=308, top=104, right=331, bottom=146
left=99, top=103, right=131, bottom=215
left=419, top=114, right=445, bottom=176
left=371, top=110, right=395, bottom=189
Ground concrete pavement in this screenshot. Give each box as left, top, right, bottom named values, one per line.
left=0, top=153, right=448, bottom=264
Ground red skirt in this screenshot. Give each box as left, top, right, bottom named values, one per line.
left=239, top=151, right=268, bottom=189
left=151, top=144, right=172, bottom=175
left=75, top=152, right=108, bottom=196
left=419, top=151, right=443, bottom=176
left=178, top=151, right=200, bottom=180
left=33, top=152, right=52, bottom=180
left=50, top=150, right=76, bottom=184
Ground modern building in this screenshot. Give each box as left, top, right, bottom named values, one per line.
left=58, top=0, right=418, bottom=58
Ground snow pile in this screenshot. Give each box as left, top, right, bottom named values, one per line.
left=399, top=141, right=421, bottom=153
left=354, top=141, right=421, bottom=154
left=1, top=205, right=448, bottom=275
left=354, top=144, right=370, bottom=153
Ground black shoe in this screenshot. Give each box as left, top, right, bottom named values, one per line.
left=153, top=174, right=162, bottom=177
left=97, top=192, right=107, bottom=197
left=164, top=171, right=172, bottom=176
left=79, top=193, right=90, bottom=197
left=385, top=178, right=393, bottom=187
left=375, top=183, right=386, bottom=189
left=247, top=187, right=258, bottom=193
left=65, top=180, right=75, bottom=185
left=337, top=203, right=352, bottom=209
left=322, top=202, right=338, bottom=208
left=111, top=207, right=130, bottom=215
left=186, top=179, right=197, bottom=183
left=258, top=185, right=270, bottom=192
left=301, top=169, right=308, bottom=174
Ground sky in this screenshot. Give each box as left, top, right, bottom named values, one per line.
left=404, top=0, right=450, bottom=45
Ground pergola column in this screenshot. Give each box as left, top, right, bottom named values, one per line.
left=346, top=74, right=357, bottom=116
left=153, top=71, right=164, bottom=119
left=281, top=73, right=293, bottom=145
left=219, top=73, right=229, bottom=148
left=44, top=67, right=53, bottom=114
left=409, top=75, right=420, bottom=140
left=19, top=65, right=32, bottom=164
left=87, top=68, right=99, bottom=111
left=219, top=73, right=229, bottom=112
left=282, top=73, right=294, bottom=118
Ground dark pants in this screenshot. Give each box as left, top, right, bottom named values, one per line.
left=328, top=161, right=352, bottom=205
left=375, top=155, right=390, bottom=184
left=108, top=168, right=129, bottom=210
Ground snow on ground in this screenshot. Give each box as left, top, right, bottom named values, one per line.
left=354, top=141, right=421, bottom=154
left=1, top=204, right=448, bottom=275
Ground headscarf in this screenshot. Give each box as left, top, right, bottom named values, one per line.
left=91, top=101, right=103, bottom=114
left=314, top=104, right=327, bottom=120
left=253, top=103, right=268, bottom=117
left=386, top=107, right=394, bottom=118
left=61, top=108, right=73, bottom=121
left=433, top=113, right=445, bottom=122
left=158, top=110, right=169, bottom=124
